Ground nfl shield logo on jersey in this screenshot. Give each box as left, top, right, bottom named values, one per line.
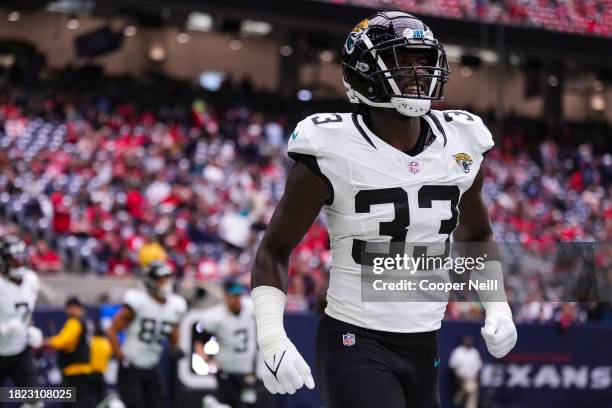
left=342, top=332, right=356, bottom=347
left=409, top=161, right=420, bottom=174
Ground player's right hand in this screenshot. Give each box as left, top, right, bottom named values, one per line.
left=260, top=337, right=315, bottom=395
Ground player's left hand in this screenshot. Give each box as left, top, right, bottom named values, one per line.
left=261, top=338, right=315, bottom=395
left=481, top=303, right=517, bottom=358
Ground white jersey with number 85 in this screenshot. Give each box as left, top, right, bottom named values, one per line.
left=122, top=289, right=187, bottom=369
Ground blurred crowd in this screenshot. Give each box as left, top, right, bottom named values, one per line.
left=0, top=69, right=610, bottom=325
left=333, top=0, right=611, bottom=36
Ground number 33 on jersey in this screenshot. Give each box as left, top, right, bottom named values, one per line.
left=287, top=109, right=493, bottom=333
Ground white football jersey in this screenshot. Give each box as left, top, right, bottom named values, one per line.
left=288, top=110, right=493, bottom=332
left=122, top=289, right=187, bottom=369
left=0, top=270, right=39, bottom=356
left=199, top=297, right=257, bottom=375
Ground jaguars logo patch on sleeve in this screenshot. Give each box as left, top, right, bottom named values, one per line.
left=453, top=152, right=473, bottom=173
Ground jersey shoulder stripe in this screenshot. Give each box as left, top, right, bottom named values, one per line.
left=428, top=109, right=494, bottom=155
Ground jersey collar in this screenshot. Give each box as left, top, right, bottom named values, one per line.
left=353, top=112, right=442, bottom=159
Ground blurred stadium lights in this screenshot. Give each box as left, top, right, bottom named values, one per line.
left=186, top=11, right=213, bottom=32
left=228, top=39, right=242, bottom=51
left=66, top=14, right=79, bottom=30
left=460, top=66, right=473, bottom=78
left=123, top=25, right=137, bottom=37
left=443, top=44, right=462, bottom=63
left=0, top=54, right=16, bottom=67
left=199, top=71, right=225, bottom=91
left=297, top=89, right=313, bottom=101
left=280, top=45, right=293, bottom=57
left=148, top=44, right=166, bottom=62
left=591, top=94, right=605, bottom=111
left=478, top=50, right=498, bottom=65
left=7, top=11, right=20, bottom=22
left=46, top=0, right=95, bottom=14
left=319, top=49, right=334, bottom=63
left=176, top=31, right=190, bottom=44
left=240, top=19, right=272, bottom=36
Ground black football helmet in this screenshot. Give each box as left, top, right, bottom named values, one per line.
left=143, top=261, right=173, bottom=299
left=341, top=11, right=449, bottom=117
left=0, top=236, right=28, bottom=280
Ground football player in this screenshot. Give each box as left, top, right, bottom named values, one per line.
left=106, top=261, right=187, bottom=408
left=195, top=280, right=262, bottom=408
left=0, top=237, right=43, bottom=390
left=251, top=11, right=518, bottom=407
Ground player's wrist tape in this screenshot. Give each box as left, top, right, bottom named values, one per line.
left=252, top=286, right=289, bottom=354
left=471, top=260, right=510, bottom=308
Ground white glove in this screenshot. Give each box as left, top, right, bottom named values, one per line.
left=27, top=326, right=43, bottom=349
left=0, top=318, right=23, bottom=336
left=252, top=286, right=315, bottom=395
left=260, top=337, right=315, bottom=395
left=481, top=302, right=517, bottom=358
left=471, top=260, right=518, bottom=359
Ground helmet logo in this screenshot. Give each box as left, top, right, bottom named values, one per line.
left=346, top=19, right=369, bottom=55
left=403, top=28, right=433, bottom=41
left=404, top=28, right=424, bottom=39
left=351, top=19, right=369, bottom=33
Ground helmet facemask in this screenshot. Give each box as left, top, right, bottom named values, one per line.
left=143, top=262, right=173, bottom=300
left=1, top=239, right=28, bottom=281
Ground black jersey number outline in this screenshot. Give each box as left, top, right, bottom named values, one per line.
left=311, top=114, right=342, bottom=126
left=15, top=302, right=30, bottom=323
left=138, top=318, right=175, bottom=345
left=443, top=110, right=474, bottom=123
left=351, top=185, right=460, bottom=266
left=233, top=328, right=249, bottom=353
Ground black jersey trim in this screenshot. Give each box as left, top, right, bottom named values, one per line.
left=351, top=112, right=377, bottom=149
left=288, top=152, right=334, bottom=205
left=425, top=112, right=447, bottom=147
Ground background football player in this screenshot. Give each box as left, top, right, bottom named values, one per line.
left=106, top=261, right=187, bottom=408
left=194, top=280, right=268, bottom=408
left=0, top=237, right=44, bottom=391
left=251, top=11, right=517, bottom=407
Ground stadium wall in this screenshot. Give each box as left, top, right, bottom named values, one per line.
left=29, top=308, right=612, bottom=408
left=0, top=11, right=280, bottom=90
